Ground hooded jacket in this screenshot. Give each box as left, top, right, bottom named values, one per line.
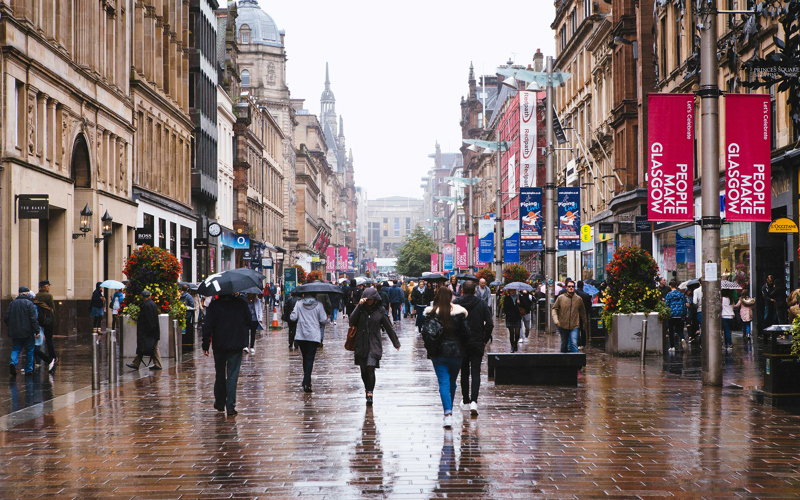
left=387, top=284, right=404, bottom=304
left=290, top=297, right=328, bottom=343
left=423, top=303, right=470, bottom=358
left=453, top=294, right=493, bottom=348
left=4, top=294, right=39, bottom=339
left=350, top=288, right=400, bottom=367
left=202, top=294, right=250, bottom=351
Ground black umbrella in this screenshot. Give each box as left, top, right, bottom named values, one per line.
left=178, top=281, right=199, bottom=291
left=291, top=282, right=344, bottom=296
left=197, top=269, right=263, bottom=296
left=533, top=273, right=545, bottom=281
left=489, top=280, right=502, bottom=287
left=584, top=278, right=599, bottom=286
left=423, top=273, right=448, bottom=282
left=228, top=267, right=266, bottom=281
left=456, top=273, right=479, bottom=282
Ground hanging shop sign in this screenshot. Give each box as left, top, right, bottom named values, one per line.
left=520, top=91, right=537, bottom=188
left=598, top=222, right=614, bottom=234
left=768, top=218, right=799, bottom=234
left=263, top=258, right=273, bottom=269
left=17, top=195, right=49, bottom=220
left=455, top=235, right=468, bottom=268
left=503, top=219, right=520, bottom=263
left=519, top=187, right=543, bottom=251
left=135, top=227, right=155, bottom=246
left=557, top=187, right=581, bottom=251
left=220, top=231, right=250, bottom=249
left=194, top=237, right=209, bottom=249
left=725, top=93, right=771, bottom=222
left=635, top=216, right=650, bottom=232
left=647, top=93, right=694, bottom=222
left=580, top=224, right=592, bottom=243
left=478, top=219, right=494, bottom=263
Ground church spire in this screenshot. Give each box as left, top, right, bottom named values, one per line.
left=325, top=62, right=331, bottom=90
left=339, top=116, right=344, bottom=137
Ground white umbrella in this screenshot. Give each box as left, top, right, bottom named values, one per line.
left=338, top=277, right=348, bottom=284
left=100, top=279, right=125, bottom=289
left=721, top=280, right=742, bottom=290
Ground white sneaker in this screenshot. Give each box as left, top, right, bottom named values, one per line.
left=668, top=347, right=676, bottom=353
left=469, top=401, right=478, bottom=415
left=333, top=321, right=337, bottom=325
left=443, top=415, right=453, bottom=428
left=460, top=402, right=470, bottom=411
left=523, top=336, right=528, bottom=342
left=243, top=347, right=250, bottom=354
left=249, top=348, right=256, bottom=355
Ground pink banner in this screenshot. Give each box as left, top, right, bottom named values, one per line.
left=326, top=247, right=335, bottom=272
left=647, top=93, right=694, bottom=221
left=725, top=94, right=770, bottom=221
left=455, top=235, right=468, bottom=268
left=338, top=247, right=348, bottom=271
left=431, top=253, right=439, bottom=273
left=474, top=236, right=486, bottom=267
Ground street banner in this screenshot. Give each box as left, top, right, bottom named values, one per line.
left=503, top=220, right=520, bottom=263
left=508, top=154, right=516, bottom=198
left=558, top=187, right=581, bottom=251
left=338, top=247, right=348, bottom=271
left=519, top=91, right=537, bottom=188
left=519, top=187, right=543, bottom=251
left=456, top=235, right=468, bottom=268
left=474, top=236, right=487, bottom=267
left=326, top=246, right=336, bottom=272
left=348, top=252, right=355, bottom=271
left=443, top=244, right=454, bottom=271
left=478, top=219, right=494, bottom=264
left=647, top=93, right=694, bottom=221
left=431, top=253, right=439, bottom=273
left=725, top=93, right=771, bottom=222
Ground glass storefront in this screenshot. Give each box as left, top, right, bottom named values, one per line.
left=721, top=221, right=750, bottom=289
left=581, top=251, right=593, bottom=281
left=656, top=225, right=696, bottom=283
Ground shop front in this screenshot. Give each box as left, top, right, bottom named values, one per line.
left=654, top=223, right=697, bottom=283
left=135, top=200, right=197, bottom=282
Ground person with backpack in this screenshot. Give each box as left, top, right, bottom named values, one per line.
left=664, top=280, right=689, bottom=352
left=35, top=280, right=58, bottom=361
left=422, top=287, right=469, bottom=428
left=453, top=281, right=493, bottom=416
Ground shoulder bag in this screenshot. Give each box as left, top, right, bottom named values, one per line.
left=344, top=325, right=358, bottom=351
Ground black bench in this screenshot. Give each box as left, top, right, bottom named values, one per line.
left=487, top=353, right=586, bottom=386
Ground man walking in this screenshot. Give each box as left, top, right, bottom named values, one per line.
left=35, top=280, right=57, bottom=361
left=551, top=279, right=587, bottom=353
left=283, top=292, right=300, bottom=349
left=412, top=280, right=434, bottom=332
left=453, top=281, right=493, bottom=415
left=202, top=292, right=250, bottom=416
left=388, top=282, right=404, bottom=323
left=4, top=286, right=39, bottom=377
left=574, top=281, right=593, bottom=347
left=658, top=278, right=671, bottom=299
left=475, top=278, right=492, bottom=308
left=126, top=290, right=163, bottom=370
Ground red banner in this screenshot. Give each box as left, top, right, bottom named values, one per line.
left=431, top=253, right=439, bottom=273
left=455, top=235, right=468, bottom=268
left=647, top=93, right=694, bottom=221
left=338, top=247, right=348, bottom=271
left=725, top=94, right=771, bottom=221
left=326, top=247, right=335, bottom=272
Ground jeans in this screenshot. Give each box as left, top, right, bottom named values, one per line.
left=559, top=327, right=579, bottom=353
left=697, top=312, right=702, bottom=339
left=10, top=337, right=35, bottom=372
left=319, top=324, right=325, bottom=343
left=404, top=299, right=411, bottom=317
left=431, top=356, right=463, bottom=415
left=522, top=314, right=531, bottom=336
left=297, top=340, right=318, bottom=387
left=391, top=303, right=401, bottom=322
left=668, top=317, right=684, bottom=349
left=331, top=309, right=338, bottom=321
left=460, top=349, right=483, bottom=404
left=213, top=348, right=243, bottom=412
left=722, top=317, right=733, bottom=346
left=743, top=321, right=751, bottom=338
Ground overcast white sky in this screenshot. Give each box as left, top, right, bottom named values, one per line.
left=259, top=1, right=556, bottom=200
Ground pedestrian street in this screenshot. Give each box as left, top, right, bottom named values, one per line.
left=1, top=317, right=800, bottom=499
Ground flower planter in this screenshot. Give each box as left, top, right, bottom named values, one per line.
left=606, top=312, right=664, bottom=356
left=122, top=314, right=172, bottom=358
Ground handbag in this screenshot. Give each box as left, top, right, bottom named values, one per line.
left=344, top=325, right=358, bottom=351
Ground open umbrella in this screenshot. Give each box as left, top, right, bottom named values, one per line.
left=197, top=269, right=263, bottom=296
left=178, top=281, right=199, bottom=291
left=337, top=277, right=349, bottom=284
left=228, top=267, right=266, bottom=281
left=456, top=273, right=479, bottom=282
left=489, top=280, right=502, bottom=287
left=292, top=282, right=344, bottom=296
left=503, top=281, right=534, bottom=292
left=721, top=280, right=742, bottom=290
left=423, top=273, right=448, bottom=282
left=582, top=283, right=600, bottom=296
left=99, top=279, right=125, bottom=289
left=584, top=278, right=599, bottom=286
left=679, top=279, right=700, bottom=291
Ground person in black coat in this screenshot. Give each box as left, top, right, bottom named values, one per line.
left=127, top=290, right=163, bottom=370
left=575, top=281, right=594, bottom=346
left=283, top=294, right=300, bottom=348
left=453, top=281, right=493, bottom=415
left=502, top=289, right=523, bottom=352
left=350, top=287, right=401, bottom=406
left=202, top=293, right=251, bottom=416
left=518, top=291, right=534, bottom=341
left=423, top=287, right=469, bottom=429
left=4, top=286, right=40, bottom=377
left=411, top=280, right=435, bottom=332
left=345, top=280, right=362, bottom=317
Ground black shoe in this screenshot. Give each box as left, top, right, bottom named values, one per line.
left=214, top=403, right=225, bottom=412
left=366, top=394, right=373, bottom=406
left=303, top=384, right=313, bottom=393
left=126, top=363, right=138, bottom=370
left=318, top=342, right=323, bottom=349
left=9, top=364, right=16, bottom=378
left=150, top=365, right=162, bottom=370
left=227, top=409, right=238, bottom=416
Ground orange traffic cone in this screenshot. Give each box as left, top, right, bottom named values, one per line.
left=270, top=306, right=281, bottom=330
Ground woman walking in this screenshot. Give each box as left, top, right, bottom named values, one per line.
left=502, top=288, right=523, bottom=352
left=331, top=292, right=341, bottom=326
left=111, top=288, right=125, bottom=331
left=350, top=288, right=401, bottom=406
left=89, top=282, right=105, bottom=333
left=244, top=293, right=263, bottom=354
left=721, top=290, right=735, bottom=349
left=447, top=276, right=461, bottom=297
left=735, top=291, right=755, bottom=340
left=423, top=287, right=469, bottom=428
left=289, top=294, right=328, bottom=392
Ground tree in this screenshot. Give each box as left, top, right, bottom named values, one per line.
left=396, top=225, right=439, bottom=277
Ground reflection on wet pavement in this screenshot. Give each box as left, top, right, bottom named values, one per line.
left=1, top=318, right=800, bottom=498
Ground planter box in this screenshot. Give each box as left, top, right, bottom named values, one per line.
left=606, top=312, right=664, bottom=356
left=122, top=314, right=173, bottom=358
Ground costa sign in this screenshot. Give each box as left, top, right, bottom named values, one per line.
left=519, top=91, right=537, bottom=188
left=725, top=94, right=770, bottom=221
left=647, top=93, right=694, bottom=222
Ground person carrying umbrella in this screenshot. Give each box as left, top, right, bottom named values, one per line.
left=290, top=293, right=328, bottom=392
left=89, top=282, right=105, bottom=334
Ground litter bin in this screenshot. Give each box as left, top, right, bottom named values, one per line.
left=590, top=304, right=606, bottom=340
left=537, top=298, right=547, bottom=331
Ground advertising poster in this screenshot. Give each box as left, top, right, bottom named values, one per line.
left=326, top=246, right=336, bottom=272
left=348, top=252, right=355, bottom=271
left=725, top=93, right=771, bottom=221
left=455, top=235, right=468, bottom=268
left=503, top=220, right=520, bottom=263
left=557, top=187, right=581, bottom=251
left=647, top=93, right=694, bottom=221
left=431, top=253, right=439, bottom=273
left=478, top=219, right=494, bottom=264
left=283, top=267, right=297, bottom=300
left=474, top=236, right=487, bottom=267
left=519, top=90, right=537, bottom=188
left=443, top=244, right=454, bottom=271
left=519, top=187, right=543, bottom=251
left=338, top=247, right=348, bottom=271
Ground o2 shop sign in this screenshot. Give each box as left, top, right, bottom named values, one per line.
left=221, top=231, right=250, bottom=249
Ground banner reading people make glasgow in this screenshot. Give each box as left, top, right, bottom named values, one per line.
left=326, top=246, right=336, bottom=272
left=557, top=187, right=581, bottom=251
left=725, top=93, right=771, bottom=222
left=503, top=220, right=520, bottom=263
left=519, top=187, right=543, bottom=251
left=455, top=235, right=468, bottom=268
left=647, top=93, right=694, bottom=221
left=338, top=247, right=348, bottom=271
left=431, top=253, right=439, bottom=273
left=478, top=219, right=494, bottom=264
left=519, top=91, right=537, bottom=188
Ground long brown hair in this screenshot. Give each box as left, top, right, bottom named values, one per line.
left=431, top=287, right=453, bottom=331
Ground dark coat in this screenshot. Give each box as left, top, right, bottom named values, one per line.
left=138, top=298, right=161, bottom=340
left=350, top=296, right=400, bottom=368
left=453, top=294, right=493, bottom=351
left=282, top=295, right=299, bottom=324
left=388, top=285, right=404, bottom=304
left=315, top=293, right=332, bottom=316
left=411, top=286, right=434, bottom=307
left=575, top=289, right=593, bottom=331
left=423, top=303, right=470, bottom=358
left=502, top=294, right=523, bottom=323
left=202, top=295, right=250, bottom=351
left=4, top=294, right=39, bottom=339
left=518, top=292, right=534, bottom=314
left=378, top=289, right=390, bottom=310
left=346, top=287, right=362, bottom=315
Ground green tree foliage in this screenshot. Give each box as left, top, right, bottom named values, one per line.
left=396, top=226, right=439, bottom=277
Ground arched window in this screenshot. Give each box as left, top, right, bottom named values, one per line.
left=71, top=134, right=91, bottom=188
left=241, top=69, right=250, bottom=87
left=240, top=25, right=250, bottom=44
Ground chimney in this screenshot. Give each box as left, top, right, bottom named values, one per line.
left=534, top=49, right=544, bottom=72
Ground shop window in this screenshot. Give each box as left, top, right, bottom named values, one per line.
left=170, top=222, right=177, bottom=256
left=720, top=221, right=750, bottom=289
left=181, top=225, right=192, bottom=282
left=159, top=219, right=167, bottom=249
left=655, top=226, right=696, bottom=283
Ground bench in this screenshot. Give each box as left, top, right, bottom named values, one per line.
left=487, top=353, right=586, bottom=386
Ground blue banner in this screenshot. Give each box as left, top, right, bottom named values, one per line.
left=503, top=220, right=520, bottom=263
left=443, top=244, right=454, bottom=271
left=519, top=187, right=543, bottom=251
left=478, top=219, right=494, bottom=263
left=558, top=187, right=581, bottom=251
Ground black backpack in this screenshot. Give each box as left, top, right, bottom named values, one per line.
left=421, top=313, right=445, bottom=354
left=35, top=301, right=54, bottom=327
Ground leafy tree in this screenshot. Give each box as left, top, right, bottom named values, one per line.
left=396, top=226, right=439, bottom=277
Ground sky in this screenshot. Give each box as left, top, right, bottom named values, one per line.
left=258, top=1, right=556, bottom=200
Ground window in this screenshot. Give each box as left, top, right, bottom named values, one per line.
left=660, top=16, right=667, bottom=77
left=394, top=217, right=400, bottom=236
left=240, top=25, right=250, bottom=44
left=583, top=0, right=591, bottom=20
left=675, top=10, right=681, bottom=70
left=383, top=230, right=388, bottom=237
left=159, top=219, right=167, bottom=249
left=241, top=69, right=250, bottom=87
left=170, top=222, right=177, bottom=256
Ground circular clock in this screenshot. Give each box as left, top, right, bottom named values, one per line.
left=208, top=222, right=222, bottom=237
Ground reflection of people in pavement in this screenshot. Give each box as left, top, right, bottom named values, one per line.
left=349, top=409, right=385, bottom=492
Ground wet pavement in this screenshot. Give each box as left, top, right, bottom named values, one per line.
left=1, top=315, right=800, bottom=499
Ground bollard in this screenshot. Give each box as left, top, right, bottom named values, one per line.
left=107, top=329, right=117, bottom=384
left=92, top=331, right=100, bottom=390
left=640, top=319, right=648, bottom=366
left=173, top=320, right=181, bottom=364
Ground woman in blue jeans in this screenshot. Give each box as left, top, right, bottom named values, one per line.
left=423, top=287, right=469, bottom=428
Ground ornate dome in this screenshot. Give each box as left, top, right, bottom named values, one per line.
left=236, top=0, right=284, bottom=48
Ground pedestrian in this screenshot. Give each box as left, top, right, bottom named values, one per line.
left=735, top=291, right=755, bottom=340
left=202, top=292, right=250, bottom=416
left=574, top=281, right=593, bottom=346
left=475, top=278, right=492, bottom=308
left=388, top=281, right=403, bottom=323
left=314, top=288, right=332, bottom=347
left=447, top=275, right=461, bottom=297
left=693, top=278, right=703, bottom=340
left=244, top=293, right=263, bottom=354
left=269, top=282, right=278, bottom=310
left=518, top=290, right=533, bottom=342
left=283, top=291, right=300, bottom=349
left=664, top=280, right=689, bottom=352
left=551, top=279, right=587, bottom=353
left=35, top=280, right=58, bottom=360
left=401, top=281, right=411, bottom=318
left=330, top=291, right=341, bottom=326
left=111, top=287, right=125, bottom=331
left=290, top=293, right=328, bottom=392
left=89, top=282, right=105, bottom=333
left=179, top=284, right=195, bottom=345
left=30, top=291, right=56, bottom=371
left=761, top=274, right=779, bottom=330
left=350, top=288, right=400, bottom=406
left=376, top=284, right=390, bottom=310
left=412, top=279, right=434, bottom=332
left=658, top=277, right=671, bottom=299
left=502, top=288, right=523, bottom=352
left=721, top=289, right=735, bottom=349
left=345, top=279, right=362, bottom=317
left=453, top=280, right=493, bottom=416
left=126, top=290, right=163, bottom=370
left=423, top=287, right=469, bottom=428
left=4, top=286, right=40, bottom=377
left=495, top=285, right=504, bottom=319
